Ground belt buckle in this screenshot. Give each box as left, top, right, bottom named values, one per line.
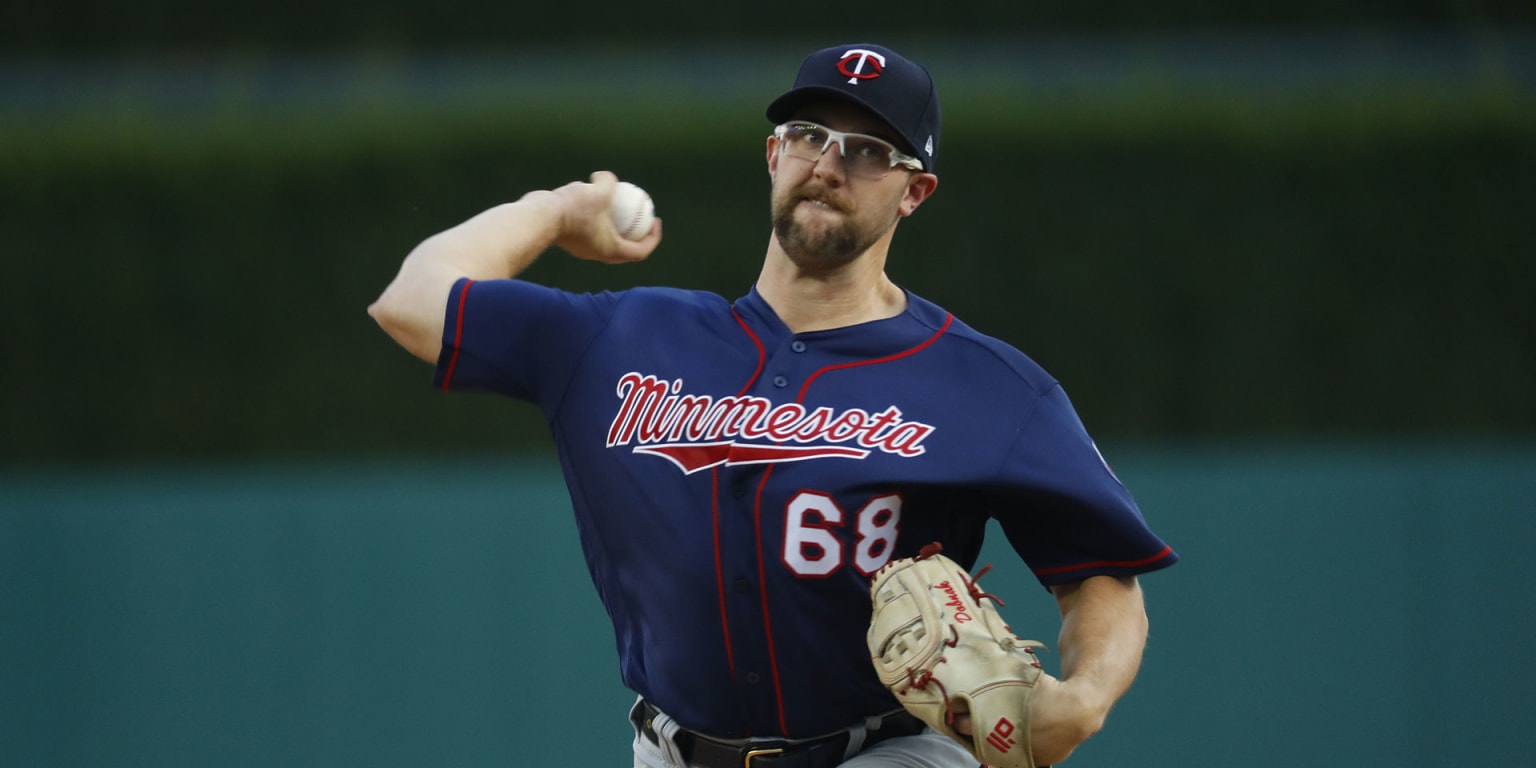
left=742, top=747, right=784, bottom=767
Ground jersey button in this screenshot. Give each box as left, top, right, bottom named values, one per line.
left=731, top=478, right=748, bottom=498
left=773, top=375, right=788, bottom=388
left=791, top=340, right=807, bottom=353
left=733, top=577, right=751, bottom=594
left=746, top=672, right=761, bottom=684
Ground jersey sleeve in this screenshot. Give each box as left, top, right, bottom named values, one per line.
left=431, top=277, right=620, bottom=406
left=992, top=384, right=1178, bottom=586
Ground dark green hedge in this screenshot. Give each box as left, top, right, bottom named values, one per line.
left=6, top=4, right=1529, bottom=53
left=3, top=91, right=1532, bottom=463
left=6, top=4, right=1530, bottom=54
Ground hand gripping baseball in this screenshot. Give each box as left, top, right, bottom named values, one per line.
left=868, top=543, right=1047, bottom=768
left=550, top=171, right=661, bottom=264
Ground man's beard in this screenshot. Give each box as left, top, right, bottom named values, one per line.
left=771, top=188, right=887, bottom=273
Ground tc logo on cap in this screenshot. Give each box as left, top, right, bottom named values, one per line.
left=836, top=49, right=886, bottom=85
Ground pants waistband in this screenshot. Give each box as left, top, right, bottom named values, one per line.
left=632, top=699, right=926, bottom=768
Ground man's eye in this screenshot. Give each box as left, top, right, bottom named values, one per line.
left=853, top=142, right=887, bottom=160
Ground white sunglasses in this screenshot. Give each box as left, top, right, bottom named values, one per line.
left=773, top=121, right=924, bottom=177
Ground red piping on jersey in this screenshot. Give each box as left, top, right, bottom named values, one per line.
left=755, top=310, right=954, bottom=736
left=440, top=279, right=475, bottom=391
left=752, top=463, right=790, bottom=735
left=732, top=309, right=767, bottom=390
left=795, top=313, right=954, bottom=402
left=714, top=307, right=767, bottom=733
left=1032, top=545, right=1176, bottom=577
left=710, top=467, right=736, bottom=679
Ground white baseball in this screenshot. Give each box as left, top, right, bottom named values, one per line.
left=609, top=181, right=655, bottom=241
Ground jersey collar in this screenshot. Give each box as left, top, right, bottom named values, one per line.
left=733, top=284, right=954, bottom=359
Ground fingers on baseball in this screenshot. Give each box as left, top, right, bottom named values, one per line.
left=613, top=217, right=662, bottom=261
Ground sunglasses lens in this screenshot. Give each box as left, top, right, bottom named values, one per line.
left=779, top=122, right=902, bottom=178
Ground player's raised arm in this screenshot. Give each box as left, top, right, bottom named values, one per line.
left=367, top=171, right=662, bottom=362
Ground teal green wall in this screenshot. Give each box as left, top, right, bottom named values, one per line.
left=4, top=443, right=1533, bottom=767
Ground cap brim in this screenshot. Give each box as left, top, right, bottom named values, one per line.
left=765, top=86, right=919, bottom=158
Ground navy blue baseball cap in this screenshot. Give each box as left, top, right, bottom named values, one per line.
left=766, top=44, right=942, bottom=174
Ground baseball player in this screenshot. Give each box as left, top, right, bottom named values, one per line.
left=369, top=43, right=1177, bottom=768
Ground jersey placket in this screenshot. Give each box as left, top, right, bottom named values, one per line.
left=714, top=334, right=817, bottom=736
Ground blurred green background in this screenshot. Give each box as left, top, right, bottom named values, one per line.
left=3, top=4, right=1535, bottom=767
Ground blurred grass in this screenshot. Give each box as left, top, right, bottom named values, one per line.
left=4, top=81, right=1533, bottom=168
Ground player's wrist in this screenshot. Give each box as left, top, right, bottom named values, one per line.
left=1054, top=677, right=1111, bottom=732
left=1027, top=677, right=1106, bottom=766
left=516, top=189, right=567, bottom=233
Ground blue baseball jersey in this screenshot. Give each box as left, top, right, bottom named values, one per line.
left=432, top=278, right=1177, bottom=739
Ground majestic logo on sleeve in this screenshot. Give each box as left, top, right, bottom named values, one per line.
left=606, top=372, right=935, bottom=474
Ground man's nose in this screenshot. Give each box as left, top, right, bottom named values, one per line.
left=812, top=139, right=848, bottom=178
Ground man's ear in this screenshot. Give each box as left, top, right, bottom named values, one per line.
left=766, top=136, right=781, bottom=177
left=898, top=173, right=939, bottom=217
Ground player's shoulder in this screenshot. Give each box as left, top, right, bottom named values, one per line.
left=907, top=291, right=1060, bottom=397
left=484, top=281, right=729, bottom=316
left=617, top=285, right=731, bottom=306
left=611, top=285, right=733, bottom=317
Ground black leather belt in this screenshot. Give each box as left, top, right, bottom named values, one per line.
left=632, top=699, right=927, bottom=768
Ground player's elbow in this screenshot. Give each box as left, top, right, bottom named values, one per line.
left=366, top=291, right=401, bottom=331
left=366, top=289, right=403, bottom=337
left=368, top=286, right=442, bottom=364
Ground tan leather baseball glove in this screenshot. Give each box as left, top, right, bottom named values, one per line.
left=867, top=542, right=1046, bottom=768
